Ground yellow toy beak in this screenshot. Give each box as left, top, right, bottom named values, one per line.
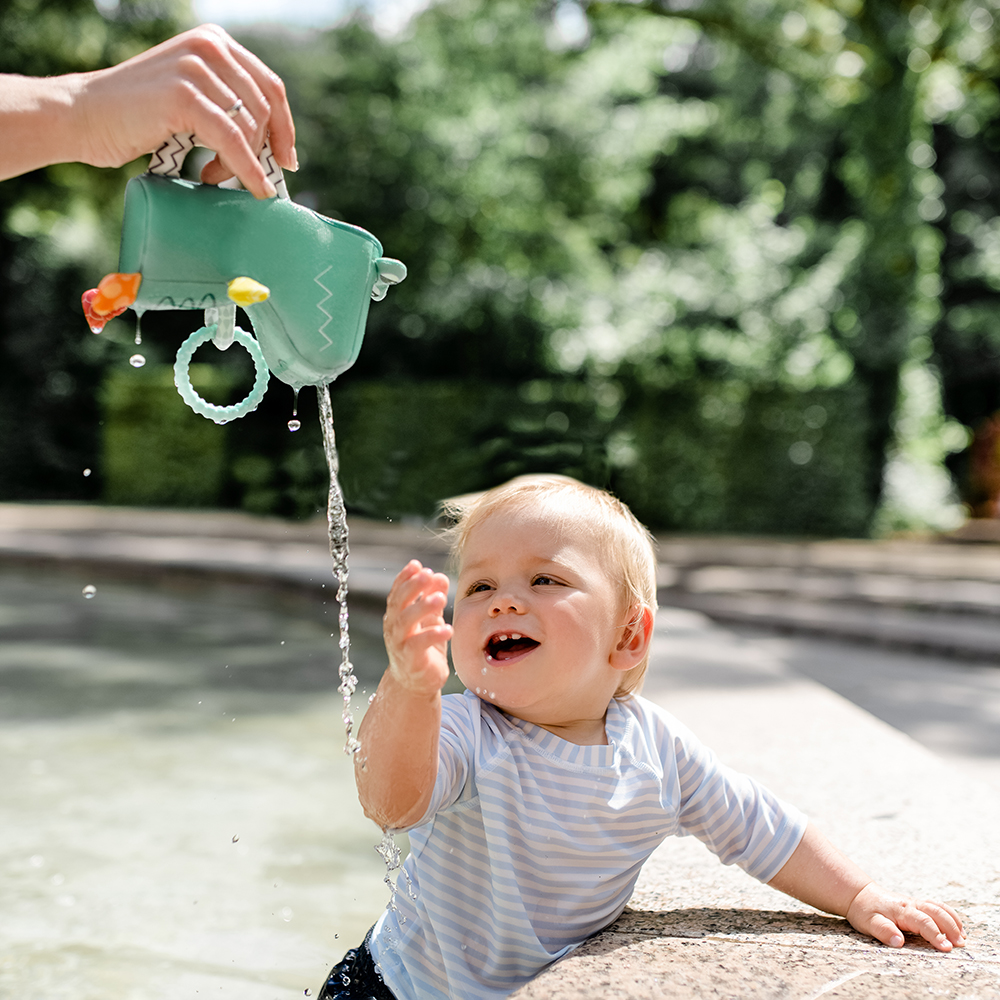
left=227, top=277, right=270, bottom=307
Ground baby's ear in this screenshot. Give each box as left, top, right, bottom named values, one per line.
left=612, top=604, right=654, bottom=669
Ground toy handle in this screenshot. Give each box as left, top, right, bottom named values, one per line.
left=174, top=325, right=270, bottom=424
left=148, top=132, right=289, bottom=199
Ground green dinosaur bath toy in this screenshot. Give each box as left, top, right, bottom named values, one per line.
left=83, top=133, right=406, bottom=422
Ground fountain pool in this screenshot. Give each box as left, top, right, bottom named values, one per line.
left=0, top=565, right=396, bottom=999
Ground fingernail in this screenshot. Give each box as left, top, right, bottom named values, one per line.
left=261, top=180, right=277, bottom=199
left=889, top=934, right=904, bottom=948
left=289, top=146, right=300, bottom=171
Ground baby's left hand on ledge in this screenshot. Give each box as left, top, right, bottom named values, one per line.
left=846, top=882, right=965, bottom=952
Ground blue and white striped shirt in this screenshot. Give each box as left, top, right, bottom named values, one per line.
left=369, top=690, right=807, bottom=1000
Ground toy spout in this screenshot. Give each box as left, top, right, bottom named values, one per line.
left=81, top=272, right=142, bottom=333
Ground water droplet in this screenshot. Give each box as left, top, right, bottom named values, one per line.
left=304, top=991, right=312, bottom=997
left=232, top=835, right=239, bottom=843
left=280, top=906, right=294, bottom=922
left=481, top=667, right=488, bottom=675
left=89, top=325, right=103, bottom=334
left=129, top=354, right=145, bottom=368
left=280, top=640, right=285, bottom=645
left=82, top=468, right=91, bottom=477
left=82, top=584, right=96, bottom=599
left=287, top=419, right=301, bottom=432
left=134, top=314, right=143, bottom=345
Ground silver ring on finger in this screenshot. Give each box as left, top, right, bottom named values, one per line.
left=225, top=99, right=244, bottom=118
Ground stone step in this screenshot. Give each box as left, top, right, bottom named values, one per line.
left=660, top=590, right=1000, bottom=662
left=656, top=535, right=1000, bottom=582
left=658, top=565, right=1000, bottom=616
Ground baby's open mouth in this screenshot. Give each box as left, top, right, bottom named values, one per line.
left=485, top=632, right=540, bottom=662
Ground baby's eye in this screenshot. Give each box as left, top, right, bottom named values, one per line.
left=532, top=575, right=560, bottom=586
left=465, top=581, right=493, bottom=595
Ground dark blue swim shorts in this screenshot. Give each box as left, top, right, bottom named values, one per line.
left=318, top=929, right=396, bottom=1000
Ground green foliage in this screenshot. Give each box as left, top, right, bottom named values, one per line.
left=7, top=0, right=1000, bottom=535
left=0, top=0, right=189, bottom=500
left=102, top=363, right=230, bottom=506
left=331, top=378, right=612, bottom=517
left=242, top=0, right=957, bottom=533
left=616, top=381, right=870, bottom=535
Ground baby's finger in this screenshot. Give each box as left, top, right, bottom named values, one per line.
left=393, top=586, right=448, bottom=633
left=866, top=913, right=906, bottom=949
left=384, top=577, right=446, bottom=645
left=386, top=561, right=430, bottom=609
left=388, top=563, right=449, bottom=613
left=899, top=902, right=964, bottom=950
left=407, top=621, right=453, bottom=649
left=920, top=901, right=965, bottom=945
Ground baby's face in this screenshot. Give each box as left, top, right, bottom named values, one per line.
left=450, top=502, right=627, bottom=732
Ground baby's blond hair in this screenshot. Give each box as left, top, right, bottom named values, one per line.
left=441, top=475, right=658, bottom=698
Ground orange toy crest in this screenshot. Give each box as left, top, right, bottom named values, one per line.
left=81, top=272, right=142, bottom=332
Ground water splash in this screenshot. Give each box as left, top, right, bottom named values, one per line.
left=375, top=831, right=417, bottom=918
left=317, top=384, right=360, bottom=756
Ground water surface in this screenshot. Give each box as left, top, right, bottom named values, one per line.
left=0, top=566, right=394, bottom=999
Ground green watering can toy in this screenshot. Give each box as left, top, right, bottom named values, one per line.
left=82, top=133, right=406, bottom=423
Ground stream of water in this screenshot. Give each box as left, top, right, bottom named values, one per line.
left=316, top=384, right=360, bottom=758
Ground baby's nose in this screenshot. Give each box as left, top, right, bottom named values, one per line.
left=489, top=595, right=524, bottom=615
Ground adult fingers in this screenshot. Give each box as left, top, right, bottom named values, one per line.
left=162, top=35, right=274, bottom=196
left=206, top=25, right=297, bottom=170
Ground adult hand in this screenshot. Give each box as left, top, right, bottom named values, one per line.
left=77, top=25, right=297, bottom=198
left=0, top=25, right=296, bottom=198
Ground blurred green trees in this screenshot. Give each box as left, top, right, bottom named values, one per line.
left=3, top=0, right=998, bottom=534
left=0, top=0, right=188, bottom=501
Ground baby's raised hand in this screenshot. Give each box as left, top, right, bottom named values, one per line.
left=846, top=883, right=965, bottom=952
left=383, top=560, right=453, bottom=695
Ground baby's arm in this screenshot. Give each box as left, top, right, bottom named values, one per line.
left=355, top=560, right=453, bottom=830
left=768, top=824, right=965, bottom=952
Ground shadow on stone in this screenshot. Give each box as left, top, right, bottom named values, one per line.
left=581, top=906, right=852, bottom=955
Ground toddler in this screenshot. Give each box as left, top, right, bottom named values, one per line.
left=319, top=475, right=964, bottom=1000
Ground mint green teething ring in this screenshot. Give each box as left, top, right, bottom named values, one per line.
left=174, top=324, right=269, bottom=424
